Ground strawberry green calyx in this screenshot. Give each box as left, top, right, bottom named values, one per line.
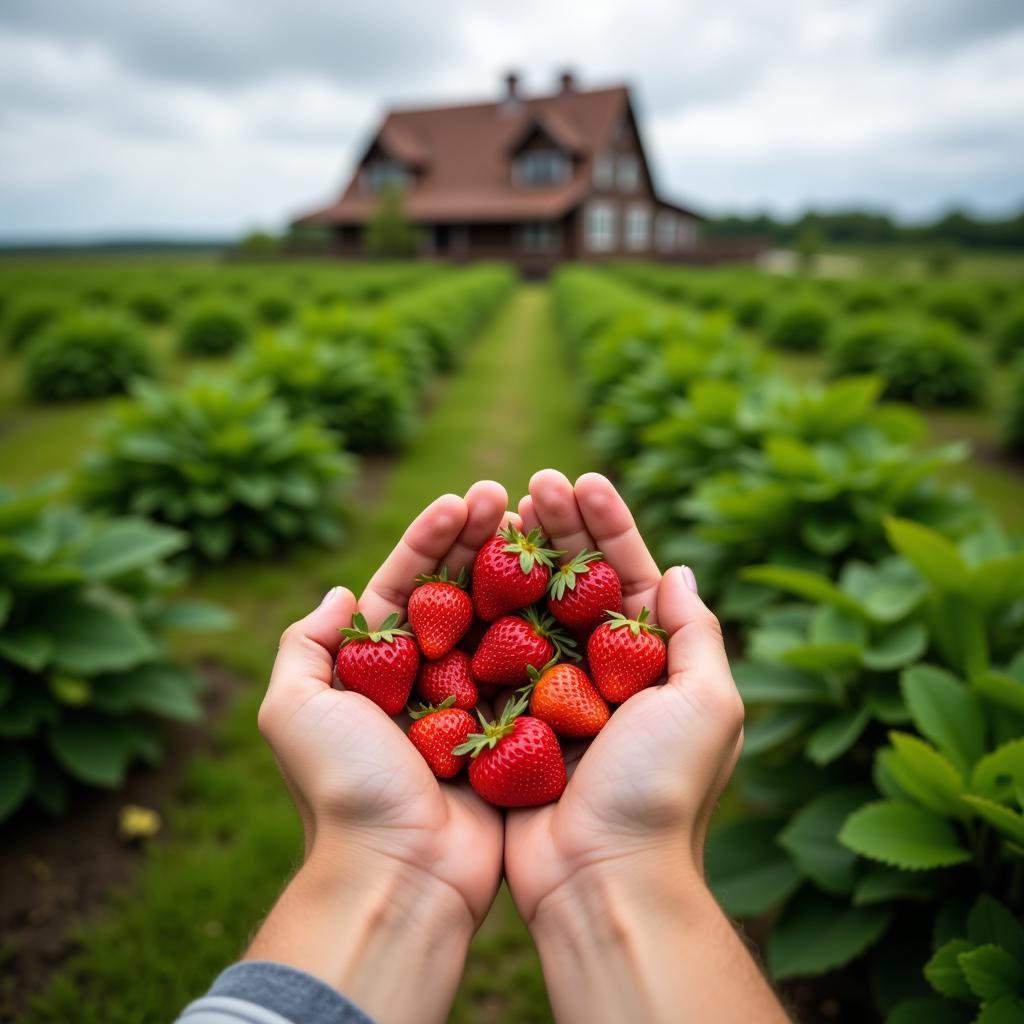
left=499, top=524, right=565, bottom=575
left=413, top=565, right=468, bottom=589
left=407, top=695, right=457, bottom=719
left=604, top=606, right=668, bottom=641
left=338, top=611, right=414, bottom=645
left=518, top=657, right=561, bottom=696
left=547, top=548, right=604, bottom=600
left=520, top=605, right=581, bottom=661
left=452, top=692, right=530, bottom=757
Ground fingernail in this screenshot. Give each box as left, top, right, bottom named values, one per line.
left=680, top=566, right=699, bottom=594
left=319, top=586, right=340, bottom=606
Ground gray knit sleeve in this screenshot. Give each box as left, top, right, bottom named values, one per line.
left=174, top=961, right=376, bottom=1024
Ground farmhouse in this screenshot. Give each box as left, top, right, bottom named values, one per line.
left=292, top=72, right=702, bottom=274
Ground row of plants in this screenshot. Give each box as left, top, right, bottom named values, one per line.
left=0, top=264, right=514, bottom=822
left=553, top=266, right=1024, bottom=1021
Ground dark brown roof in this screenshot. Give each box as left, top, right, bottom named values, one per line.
left=296, top=84, right=680, bottom=226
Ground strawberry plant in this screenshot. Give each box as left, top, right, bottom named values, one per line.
left=765, top=294, right=834, bottom=351
left=5, top=293, right=67, bottom=351
left=995, top=302, right=1024, bottom=363
left=0, top=482, right=229, bottom=822
left=178, top=300, right=250, bottom=356
left=24, top=310, right=154, bottom=401
left=76, top=377, right=353, bottom=561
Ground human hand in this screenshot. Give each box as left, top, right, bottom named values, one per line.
left=249, top=481, right=511, bottom=1023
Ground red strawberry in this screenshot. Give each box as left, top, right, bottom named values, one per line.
left=408, top=697, right=476, bottom=779
left=415, top=648, right=479, bottom=711
left=335, top=612, right=420, bottom=715
left=547, top=549, right=623, bottom=633
left=471, top=606, right=576, bottom=688
left=454, top=695, right=567, bottom=807
left=525, top=661, right=609, bottom=738
left=408, top=566, right=473, bottom=659
left=588, top=607, right=668, bottom=704
left=472, top=525, right=564, bottom=621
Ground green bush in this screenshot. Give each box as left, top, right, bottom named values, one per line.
left=0, top=482, right=229, bottom=822
left=827, top=313, right=894, bottom=377
left=843, top=280, right=894, bottom=313
left=994, top=303, right=1024, bottom=363
left=765, top=295, right=833, bottom=351
left=77, top=378, right=354, bottom=561
left=926, top=285, right=986, bottom=332
left=6, top=293, right=67, bottom=351
left=730, top=287, right=772, bottom=328
left=1005, top=358, right=1024, bottom=453
left=126, top=289, right=172, bottom=325
left=25, top=311, right=154, bottom=401
left=253, top=291, right=295, bottom=326
left=178, top=301, right=249, bottom=356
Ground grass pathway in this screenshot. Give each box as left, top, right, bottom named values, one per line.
left=23, top=285, right=588, bottom=1024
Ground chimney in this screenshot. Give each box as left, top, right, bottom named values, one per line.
left=558, top=70, right=576, bottom=95
left=504, top=71, right=520, bottom=102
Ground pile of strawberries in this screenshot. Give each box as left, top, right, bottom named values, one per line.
left=335, top=525, right=667, bottom=807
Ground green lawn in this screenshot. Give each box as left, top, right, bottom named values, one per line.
left=21, top=284, right=591, bottom=1024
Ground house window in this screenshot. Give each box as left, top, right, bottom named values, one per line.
left=592, top=153, right=614, bottom=189
left=519, top=222, right=558, bottom=251
left=362, top=160, right=409, bottom=193
left=585, top=201, right=617, bottom=252
left=677, top=217, right=698, bottom=250
left=617, top=155, right=640, bottom=192
left=625, top=204, right=651, bottom=251
left=655, top=210, right=676, bottom=253
left=515, top=150, right=568, bottom=186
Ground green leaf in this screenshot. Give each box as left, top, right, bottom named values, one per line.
left=76, top=518, right=187, bottom=579
left=778, top=788, right=872, bottom=894
left=839, top=801, right=972, bottom=869
left=884, top=517, right=970, bottom=592
left=924, top=939, right=974, bottom=1000
left=853, top=865, right=936, bottom=906
left=103, top=664, right=202, bottom=721
left=0, top=745, right=33, bottom=820
left=0, top=587, right=11, bottom=629
left=152, top=601, right=234, bottom=632
left=958, top=945, right=1024, bottom=1001
left=976, top=672, right=1024, bottom=717
left=780, top=642, right=863, bottom=672
left=961, top=796, right=1024, bottom=846
left=887, top=997, right=970, bottom=1024
left=928, top=593, right=990, bottom=680
left=43, top=598, right=156, bottom=675
left=806, top=705, right=871, bottom=766
left=900, top=665, right=985, bottom=775
left=968, top=895, right=1024, bottom=962
left=732, top=660, right=836, bottom=706
left=705, top=819, right=802, bottom=917
left=768, top=892, right=891, bottom=979
left=48, top=714, right=138, bottom=787
left=742, top=564, right=865, bottom=615
left=970, top=554, right=1024, bottom=616
left=741, top=708, right=817, bottom=758
left=885, top=732, right=966, bottom=818
left=972, top=740, right=1024, bottom=804
left=862, top=621, right=928, bottom=671
left=0, top=628, right=54, bottom=671
left=976, top=996, right=1024, bottom=1024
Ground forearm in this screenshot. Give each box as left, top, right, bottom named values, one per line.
left=244, top=835, right=474, bottom=1024
left=531, top=850, right=789, bottom=1024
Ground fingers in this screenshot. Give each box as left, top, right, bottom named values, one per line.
left=360, top=493, right=468, bottom=626
left=526, top=469, right=595, bottom=558
left=574, top=473, right=662, bottom=616
left=657, top=566, right=743, bottom=729
left=444, top=480, right=509, bottom=575
left=268, top=586, right=358, bottom=698
left=517, top=494, right=539, bottom=533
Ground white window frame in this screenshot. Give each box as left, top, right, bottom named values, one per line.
left=361, top=160, right=409, bottom=194
left=616, top=154, right=640, bottom=192
left=625, top=204, right=651, bottom=252
left=514, top=150, right=569, bottom=187
left=585, top=201, right=617, bottom=253
left=592, top=153, right=614, bottom=189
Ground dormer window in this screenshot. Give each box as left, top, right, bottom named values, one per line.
left=362, top=160, right=410, bottom=194
left=617, top=155, right=639, bottom=192
left=514, top=150, right=569, bottom=187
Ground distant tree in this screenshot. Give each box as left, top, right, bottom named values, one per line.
left=238, top=229, right=280, bottom=253
left=795, top=220, right=823, bottom=274
left=366, top=186, right=418, bottom=258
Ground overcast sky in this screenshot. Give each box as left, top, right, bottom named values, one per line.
left=1, top=0, right=1022, bottom=241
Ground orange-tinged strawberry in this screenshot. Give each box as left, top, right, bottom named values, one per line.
left=472, top=525, right=564, bottom=621
left=335, top=612, right=419, bottom=715
left=525, top=661, right=609, bottom=738
left=547, top=549, right=623, bottom=633
left=415, top=648, right=478, bottom=711
left=454, top=694, right=566, bottom=807
left=588, top=607, right=667, bottom=704
left=408, top=697, right=475, bottom=779
left=471, top=606, right=577, bottom=688
left=408, top=566, right=473, bottom=659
